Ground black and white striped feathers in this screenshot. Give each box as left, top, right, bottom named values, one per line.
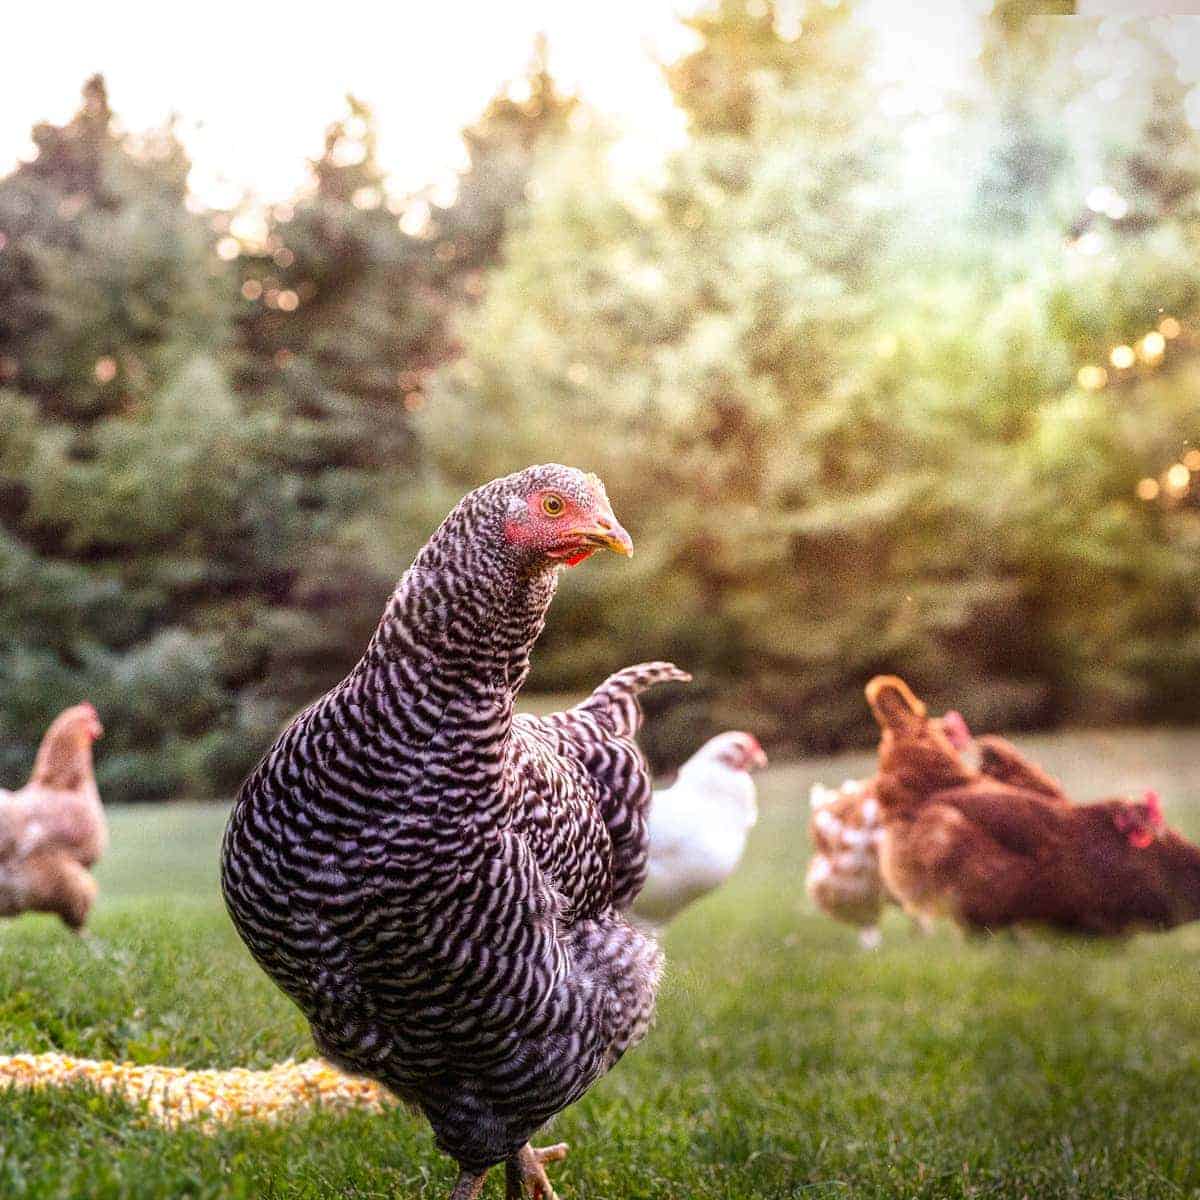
left=220, top=465, right=687, bottom=1177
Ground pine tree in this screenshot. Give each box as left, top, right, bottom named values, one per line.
left=227, top=56, right=580, bottom=702
left=0, top=78, right=330, bottom=798
left=232, top=48, right=578, bottom=470
left=232, top=97, right=428, bottom=474
left=1007, top=27, right=1200, bottom=720
left=882, top=15, right=1200, bottom=724
left=409, top=2, right=1200, bottom=752
left=434, top=35, right=579, bottom=282
left=407, top=1, right=969, bottom=756
left=1115, top=73, right=1200, bottom=235
left=970, top=6, right=1083, bottom=238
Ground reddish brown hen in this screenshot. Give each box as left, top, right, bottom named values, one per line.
left=866, top=676, right=1200, bottom=937
left=806, top=711, right=974, bottom=946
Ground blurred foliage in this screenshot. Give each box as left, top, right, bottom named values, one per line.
left=4, top=5, right=1200, bottom=794
left=407, top=2, right=1200, bottom=760
left=0, top=64, right=573, bottom=797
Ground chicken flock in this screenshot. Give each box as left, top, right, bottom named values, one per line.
left=8, top=463, right=1200, bottom=1198
left=865, top=675, right=1200, bottom=937
left=808, top=676, right=1200, bottom=943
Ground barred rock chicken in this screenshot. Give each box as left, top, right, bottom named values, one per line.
left=221, top=465, right=688, bottom=1200
left=0, top=703, right=106, bottom=930
left=630, top=732, right=767, bottom=926
left=866, top=675, right=1200, bottom=937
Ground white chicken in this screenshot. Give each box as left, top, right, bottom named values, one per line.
left=631, top=731, right=768, bottom=925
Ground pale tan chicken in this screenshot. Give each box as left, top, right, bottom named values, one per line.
left=807, top=778, right=889, bottom=947
left=0, top=704, right=106, bottom=930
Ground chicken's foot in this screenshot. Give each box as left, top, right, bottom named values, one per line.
left=505, top=1142, right=569, bottom=1200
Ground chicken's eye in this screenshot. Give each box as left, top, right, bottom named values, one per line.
left=541, top=494, right=566, bottom=517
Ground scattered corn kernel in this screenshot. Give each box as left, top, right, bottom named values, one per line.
left=0, top=1053, right=393, bottom=1130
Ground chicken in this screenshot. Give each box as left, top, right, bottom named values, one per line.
left=0, top=703, right=106, bottom=930
left=806, top=713, right=970, bottom=948
left=866, top=675, right=1200, bottom=937
left=221, top=465, right=688, bottom=1200
left=972, top=732, right=1069, bottom=805
left=630, top=732, right=767, bottom=926
left=806, top=777, right=889, bottom=948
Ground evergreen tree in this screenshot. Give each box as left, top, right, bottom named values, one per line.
left=233, top=97, right=428, bottom=474
left=1114, top=73, right=1200, bottom=235
left=1007, top=28, right=1200, bottom=720
left=232, top=47, right=577, bottom=468
left=434, top=35, right=579, bottom=281
left=0, top=79, right=327, bottom=798
left=229, top=55, right=580, bottom=701
left=881, top=15, right=1200, bottom=723
left=0, top=55, right=585, bottom=797
left=970, top=7, right=1083, bottom=238
left=409, top=3, right=1200, bottom=753
left=407, top=1, right=951, bottom=756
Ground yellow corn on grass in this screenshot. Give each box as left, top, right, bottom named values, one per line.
left=0, top=1052, right=394, bottom=1129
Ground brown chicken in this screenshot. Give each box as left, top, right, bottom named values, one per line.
left=972, top=733, right=1069, bottom=805
left=806, top=712, right=973, bottom=946
left=0, top=704, right=106, bottom=930
left=866, top=675, right=1200, bottom=937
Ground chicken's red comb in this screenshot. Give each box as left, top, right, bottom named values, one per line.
left=1143, top=789, right=1164, bottom=827
left=73, top=701, right=103, bottom=739
left=941, top=710, right=972, bottom=752
left=742, top=733, right=768, bottom=770
left=721, top=731, right=767, bottom=771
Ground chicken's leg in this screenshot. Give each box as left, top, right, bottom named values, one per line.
left=449, top=1168, right=488, bottom=1200
left=504, top=1142, right=569, bottom=1200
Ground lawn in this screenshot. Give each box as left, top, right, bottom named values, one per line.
left=3, top=727, right=1200, bottom=1198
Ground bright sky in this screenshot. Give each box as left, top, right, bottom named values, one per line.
left=1080, top=0, right=1200, bottom=11
left=4, top=1, right=1190, bottom=210
left=0, top=0, right=997, bottom=208
left=1, top=1, right=704, bottom=207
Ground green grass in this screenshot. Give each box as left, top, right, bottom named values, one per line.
left=4, top=728, right=1200, bottom=1198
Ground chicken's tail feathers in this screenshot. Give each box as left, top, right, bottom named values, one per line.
left=576, top=661, right=691, bottom=738
left=601, top=661, right=692, bottom=693
left=865, top=675, right=926, bottom=736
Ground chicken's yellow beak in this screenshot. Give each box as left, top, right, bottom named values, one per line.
left=573, top=502, right=633, bottom=557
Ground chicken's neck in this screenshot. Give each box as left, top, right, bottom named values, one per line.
left=357, top=538, right=559, bottom=745
left=30, top=733, right=94, bottom=792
